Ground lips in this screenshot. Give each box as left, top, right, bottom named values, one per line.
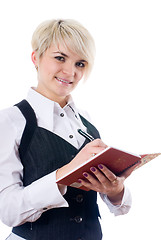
left=55, top=77, right=72, bottom=84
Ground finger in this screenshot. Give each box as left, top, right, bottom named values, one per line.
left=90, top=167, right=109, bottom=184
left=77, top=178, right=91, bottom=191
left=90, top=166, right=119, bottom=187
left=97, top=164, right=117, bottom=182
left=83, top=172, right=98, bottom=184
left=79, top=173, right=100, bottom=191
left=88, top=138, right=108, bottom=148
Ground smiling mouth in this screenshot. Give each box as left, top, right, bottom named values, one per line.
left=56, top=77, right=72, bottom=84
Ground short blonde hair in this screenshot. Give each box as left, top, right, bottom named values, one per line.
left=31, top=19, right=95, bottom=79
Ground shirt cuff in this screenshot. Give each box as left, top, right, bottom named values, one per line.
left=99, top=186, right=132, bottom=216
left=25, top=171, right=68, bottom=210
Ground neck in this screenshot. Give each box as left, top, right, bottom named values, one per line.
left=35, top=88, right=69, bottom=108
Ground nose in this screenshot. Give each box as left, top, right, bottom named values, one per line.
left=62, top=62, right=75, bottom=77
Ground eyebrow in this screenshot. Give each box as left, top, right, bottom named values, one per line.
left=53, top=51, right=87, bottom=63
left=53, top=51, right=68, bottom=57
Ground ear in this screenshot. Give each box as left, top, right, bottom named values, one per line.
left=31, top=51, right=38, bottom=67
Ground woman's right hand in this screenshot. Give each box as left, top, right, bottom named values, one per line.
left=56, top=139, right=107, bottom=181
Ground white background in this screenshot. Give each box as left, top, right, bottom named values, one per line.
left=0, top=0, right=161, bottom=239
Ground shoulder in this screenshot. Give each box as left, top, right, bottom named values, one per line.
left=0, top=106, right=26, bottom=141
left=0, top=106, right=25, bottom=126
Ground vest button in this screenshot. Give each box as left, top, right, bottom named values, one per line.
left=74, top=216, right=83, bottom=223
left=60, top=113, right=64, bottom=117
left=76, top=194, right=84, bottom=203
left=69, top=135, right=73, bottom=139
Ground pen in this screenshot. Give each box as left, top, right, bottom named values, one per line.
left=77, top=129, right=95, bottom=142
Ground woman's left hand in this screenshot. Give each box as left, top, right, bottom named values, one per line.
left=78, top=162, right=140, bottom=205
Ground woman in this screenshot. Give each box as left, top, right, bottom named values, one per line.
left=0, top=19, right=138, bottom=240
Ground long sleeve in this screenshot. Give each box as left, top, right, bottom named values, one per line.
left=99, top=186, right=132, bottom=216
left=0, top=109, right=68, bottom=227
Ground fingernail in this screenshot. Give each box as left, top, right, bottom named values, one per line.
left=83, top=172, right=88, bottom=178
left=90, top=167, right=96, bottom=172
left=78, top=179, right=82, bottom=183
left=98, top=164, right=103, bottom=169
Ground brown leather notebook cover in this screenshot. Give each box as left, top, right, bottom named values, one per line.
left=57, top=147, right=160, bottom=191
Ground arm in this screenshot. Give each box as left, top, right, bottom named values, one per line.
left=0, top=111, right=68, bottom=227
left=56, top=139, right=140, bottom=215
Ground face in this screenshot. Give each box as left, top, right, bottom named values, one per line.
left=32, top=43, right=87, bottom=107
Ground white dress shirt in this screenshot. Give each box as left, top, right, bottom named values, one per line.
left=0, top=88, right=132, bottom=240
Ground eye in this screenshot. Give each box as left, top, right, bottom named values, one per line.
left=75, top=61, right=86, bottom=68
left=55, top=56, right=65, bottom=62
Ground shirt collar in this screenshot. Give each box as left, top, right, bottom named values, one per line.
left=26, top=88, right=55, bottom=131
left=26, top=88, right=79, bottom=131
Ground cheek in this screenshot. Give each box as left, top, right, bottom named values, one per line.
left=77, top=70, right=84, bottom=81
left=39, top=63, right=56, bottom=78
left=43, top=62, right=53, bottom=73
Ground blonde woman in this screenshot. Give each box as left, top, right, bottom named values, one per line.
left=0, top=19, right=138, bottom=240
